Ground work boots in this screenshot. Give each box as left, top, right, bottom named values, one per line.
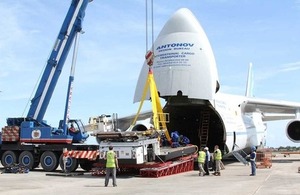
left=213, top=172, right=221, bottom=176
left=199, top=172, right=205, bottom=176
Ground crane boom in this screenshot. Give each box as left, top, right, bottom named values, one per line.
left=27, top=0, right=90, bottom=122
left=1, top=0, right=94, bottom=173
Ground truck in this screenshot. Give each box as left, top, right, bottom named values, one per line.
left=77, top=81, right=198, bottom=176
left=88, top=118, right=198, bottom=177
left=0, top=0, right=98, bottom=172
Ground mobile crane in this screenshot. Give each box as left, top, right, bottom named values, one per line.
left=0, top=0, right=97, bottom=172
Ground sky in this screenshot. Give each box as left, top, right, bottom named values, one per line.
left=0, top=0, right=300, bottom=148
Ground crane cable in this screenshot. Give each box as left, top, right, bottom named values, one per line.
left=22, top=60, right=47, bottom=117
left=131, top=1, right=172, bottom=143
left=129, top=0, right=154, bottom=129
left=145, top=0, right=154, bottom=54
left=129, top=1, right=172, bottom=144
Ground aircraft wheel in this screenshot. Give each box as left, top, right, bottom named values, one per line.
left=1, top=150, right=18, bottom=167
left=59, top=154, right=78, bottom=172
left=19, top=151, right=35, bottom=170
left=40, top=151, right=59, bottom=172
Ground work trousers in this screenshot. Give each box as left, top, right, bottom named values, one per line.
left=105, top=167, right=117, bottom=186
left=215, top=160, right=221, bottom=173
left=198, top=162, right=205, bottom=176
left=250, top=161, right=256, bottom=175
left=204, top=161, right=210, bottom=175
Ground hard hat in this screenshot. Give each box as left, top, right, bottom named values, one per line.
left=251, top=146, right=256, bottom=151
left=204, top=147, right=209, bottom=150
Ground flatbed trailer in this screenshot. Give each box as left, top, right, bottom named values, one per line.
left=158, top=145, right=198, bottom=161
left=88, top=132, right=198, bottom=177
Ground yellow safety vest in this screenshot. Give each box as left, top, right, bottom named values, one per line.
left=198, top=151, right=206, bottom=163
left=214, top=149, right=222, bottom=160
left=106, top=150, right=116, bottom=168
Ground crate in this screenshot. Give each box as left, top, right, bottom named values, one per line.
left=256, top=149, right=272, bottom=168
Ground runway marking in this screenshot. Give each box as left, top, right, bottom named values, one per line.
left=253, top=174, right=271, bottom=194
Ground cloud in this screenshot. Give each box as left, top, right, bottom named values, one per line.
left=280, top=61, right=300, bottom=72
left=253, top=60, right=300, bottom=84
left=294, top=0, right=300, bottom=10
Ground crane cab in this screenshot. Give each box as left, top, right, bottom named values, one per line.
left=59, top=119, right=89, bottom=143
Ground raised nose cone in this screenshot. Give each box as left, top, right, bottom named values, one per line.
left=134, top=8, right=219, bottom=102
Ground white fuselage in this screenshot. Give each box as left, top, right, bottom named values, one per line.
left=213, top=93, right=266, bottom=153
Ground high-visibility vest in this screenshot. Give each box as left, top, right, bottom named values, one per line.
left=198, top=151, right=206, bottom=163
left=214, top=149, right=222, bottom=160
left=106, top=150, right=116, bottom=168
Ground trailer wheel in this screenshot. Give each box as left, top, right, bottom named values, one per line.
left=19, top=151, right=35, bottom=170
left=40, top=151, right=59, bottom=172
left=80, top=161, right=94, bottom=171
left=1, top=150, right=18, bottom=167
left=59, top=154, right=78, bottom=172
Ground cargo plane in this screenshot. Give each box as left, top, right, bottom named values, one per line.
left=122, top=8, right=300, bottom=156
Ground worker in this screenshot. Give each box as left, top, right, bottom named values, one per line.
left=104, top=146, right=119, bottom=187
left=171, top=131, right=180, bottom=148
left=179, top=135, right=190, bottom=146
left=204, top=147, right=210, bottom=175
left=249, top=146, right=257, bottom=176
left=198, top=147, right=206, bottom=176
left=213, top=145, right=222, bottom=176
left=160, top=133, right=168, bottom=146
left=69, top=123, right=77, bottom=133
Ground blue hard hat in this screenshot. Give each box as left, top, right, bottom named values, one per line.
left=251, top=146, right=256, bottom=151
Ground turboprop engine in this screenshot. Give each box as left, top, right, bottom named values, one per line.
left=131, top=120, right=153, bottom=131
left=286, top=120, right=300, bottom=143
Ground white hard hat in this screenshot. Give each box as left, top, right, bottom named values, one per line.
left=204, top=147, right=209, bottom=150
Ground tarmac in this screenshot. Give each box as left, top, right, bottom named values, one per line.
left=0, top=153, right=299, bottom=195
